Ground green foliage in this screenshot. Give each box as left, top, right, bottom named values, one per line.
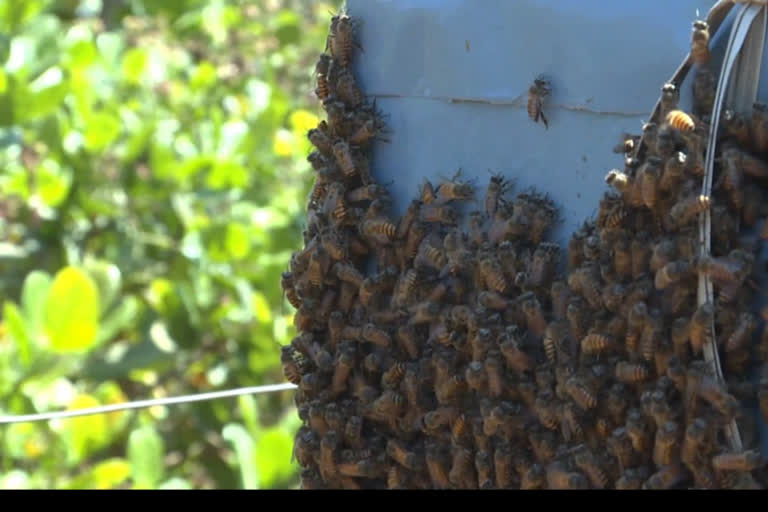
left=0, top=0, right=342, bottom=488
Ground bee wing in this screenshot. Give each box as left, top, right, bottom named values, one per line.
left=539, top=106, right=549, bottom=130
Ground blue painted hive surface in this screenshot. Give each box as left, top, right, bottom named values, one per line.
left=289, top=1, right=768, bottom=489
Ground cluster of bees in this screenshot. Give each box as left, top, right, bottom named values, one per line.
left=281, top=15, right=768, bottom=489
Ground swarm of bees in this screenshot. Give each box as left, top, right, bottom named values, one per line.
left=283, top=15, right=768, bottom=490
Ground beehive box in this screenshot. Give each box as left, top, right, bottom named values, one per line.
left=287, top=0, right=768, bottom=489
left=346, top=0, right=768, bottom=440
left=348, top=0, right=736, bottom=246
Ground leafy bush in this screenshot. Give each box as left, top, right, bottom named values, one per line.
left=0, top=0, right=339, bottom=489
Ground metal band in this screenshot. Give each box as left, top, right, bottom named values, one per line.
left=0, top=382, right=298, bottom=424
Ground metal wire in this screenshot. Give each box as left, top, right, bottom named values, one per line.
left=0, top=382, right=298, bottom=424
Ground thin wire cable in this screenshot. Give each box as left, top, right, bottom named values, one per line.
left=0, top=382, right=298, bottom=424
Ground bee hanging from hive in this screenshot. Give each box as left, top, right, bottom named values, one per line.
left=527, top=77, right=552, bottom=129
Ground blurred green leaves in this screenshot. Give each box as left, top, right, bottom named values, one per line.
left=0, top=0, right=342, bottom=490
left=44, top=266, right=100, bottom=352
left=128, top=425, right=165, bottom=488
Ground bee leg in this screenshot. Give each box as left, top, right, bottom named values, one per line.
left=539, top=106, right=549, bottom=130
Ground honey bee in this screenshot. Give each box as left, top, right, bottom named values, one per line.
left=689, top=302, right=715, bottom=355
left=349, top=118, right=386, bottom=146
left=639, top=157, right=662, bottom=210
left=615, top=361, right=650, bottom=383
left=361, top=217, right=397, bottom=246
left=475, top=450, right=494, bottom=489
left=641, top=464, right=686, bottom=490
left=484, top=352, right=506, bottom=398
left=573, top=445, right=609, bottom=489
left=521, top=294, right=547, bottom=339
left=435, top=172, right=475, bottom=204
left=666, top=194, right=711, bottom=230
left=328, top=13, right=357, bottom=68
left=409, top=301, right=441, bottom=326
left=485, top=173, right=510, bottom=218
left=613, top=132, right=641, bottom=155
left=698, top=249, right=754, bottom=286
left=294, top=426, right=319, bottom=468
left=478, top=256, right=509, bottom=294
left=631, top=232, right=652, bottom=278
left=550, top=280, right=570, bottom=321
left=414, top=238, right=447, bottom=273
left=659, top=151, right=687, bottom=191
left=712, top=450, right=764, bottom=472
left=641, top=120, right=660, bottom=156
left=492, top=443, right=514, bottom=489
left=568, top=265, right=603, bottom=309
left=660, top=82, right=680, bottom=116
left=425, top=441, right=452, bottom=489
left=335, top=67, right=363, bottom=108
left=337, top=458, right=385, bottom=479
left=305, top=339, right=335, bottom=374
left=580, top=332, right=614, bottom=355
left=566, top=299, right=589, bottom=345
left=323, top=98, right=352, bottom=137
left=625, top=408, right=653, bottom=459
left=386, top=465, right=408, bottom=489
left=565, top=376, right=597, bottom=410
left=449, top=446, right=477, bottom=489
left=331, top=140, right=358, bottom=177
left=308, top=120, right=335, bottom=154
left=300, top=468, right=324, bottom=489
left=436, top=374, right=465, bottom=406
left=465, top=361, right=488, bottom=394
left=665, top=109, right=695, bottom=132
left=533, top=390, right=560, bottom=430
left=403, top=221, right=428, bottom=262
left=323, top=405, right=345, bottom=434
left=529, top=242, right=559, bottom=288
left=725, top=312, right=757, bottom=353
left=546, top=462, right=589, bottom=490
left=362, top=323, right=391, bottom=348
left=380, top=361, right=406, bottom=390
left=528, top=428, right=558, bottom=464
left=751, top=102, right=768, bottom=152
left=610, top=236, right=633, bottom=279
left=281, top=345, right=303, bottom=385
left=653, top=421, right=681, bottom=468
left=530, top=201, right=558, bottom=246
left=386, top=439, right=424, bottom=472
left=723, top=146, right=768, bottom=179
left=722, top=109, right=752, bottom=148
left=693, top=66, right=716, bottom=117
left=318, top=430, right=340, bottom=481
left=691, top=19, right=711, bottom=65
left=650, top=239, right=677, bottom=274
left=539, top=321, right=566, bottom=366
left=417, top=179, right=436, bottom=206
left=654, top=260, right=693, bottom=290
left=394, top=200, right=421, bottom=242
left=601, top=282, right=626, bottom=314
left=615, top=468, right=644, bottom=490
left=681, top=417, right=711, bottom=466
left=314, top=54, right=333, bottom=101
left=607, top=427, right=635, bottom=471
left=520, top=464, right=547, bottom=489
left=420, top=203, right=458, bottom=225
left=527, top=77, right=551, bottom=129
